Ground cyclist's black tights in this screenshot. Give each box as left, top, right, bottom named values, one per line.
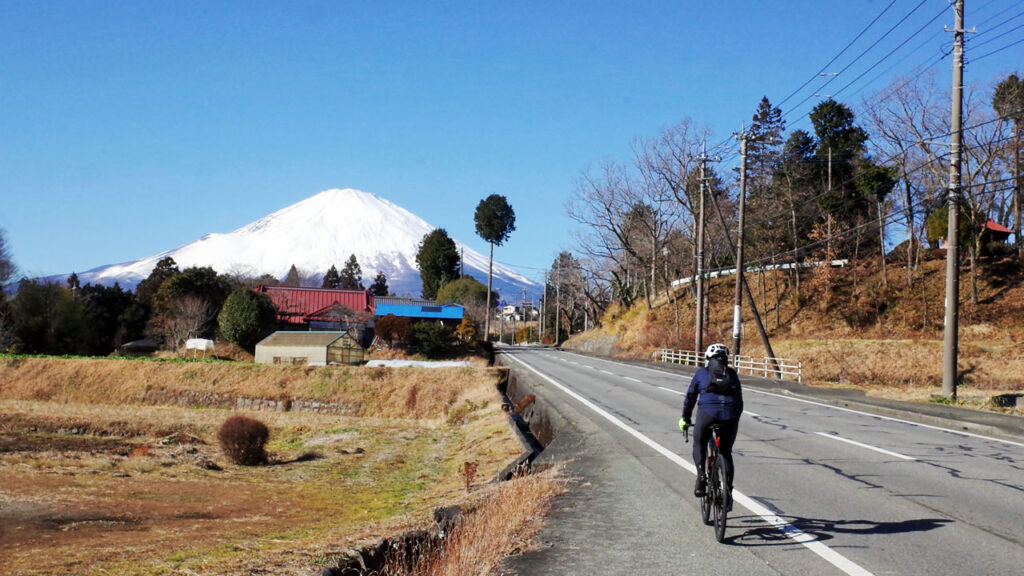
left=692, top=409, right=739, bottom=487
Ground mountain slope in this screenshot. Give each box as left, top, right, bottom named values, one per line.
left=72, top=188, right=538, bottom=299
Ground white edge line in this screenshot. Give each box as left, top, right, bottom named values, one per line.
left=814, top=432, right=915, bottom=461
left=745, top=388, right=1024, bottom=449
left=503, top=352, right=875, bottom=576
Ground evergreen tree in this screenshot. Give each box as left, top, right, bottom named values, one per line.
left=218, top=289, right=278, bottom=350
left=322, top=265, right=341, bottom=289
left=993, top=73, right=1024, bottom=257
left=339, top=254, right=364, bottom=290
left=474, top=194, right=516, bottom=338
left=283, top=264, right=301, bottom=287
left=416, top=229, right=460, bottom=300
left=369, top=271, right=389, bottom=296
left=0, top=229, right=14, bottom=287
left=136, top=256, right=180, bottom=306
left=809, top=99, right=870, bottom=224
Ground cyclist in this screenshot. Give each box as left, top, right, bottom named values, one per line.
left=678, top=343, right=743, bottom=502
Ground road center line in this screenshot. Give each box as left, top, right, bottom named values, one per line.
left=504, top=352, right=875, bottom=576
left=814, top=432, right=915, bottom=461
left=624, top=376, right=642, bottom=383
left=600, top=369, right=614, bottom=375
left=744, top=388, right=1024, bottom=448
left=658, top=386, right=682, bottom=395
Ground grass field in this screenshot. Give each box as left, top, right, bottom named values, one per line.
left=0, top=356, right=558, bottom=575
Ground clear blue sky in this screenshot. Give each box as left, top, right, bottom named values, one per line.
left=2, top=1, right=1020, bottom=285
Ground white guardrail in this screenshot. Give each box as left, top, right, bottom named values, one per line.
left=658, top=348, right=802, bottom=383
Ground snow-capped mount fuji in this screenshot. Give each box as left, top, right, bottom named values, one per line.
left=71, top=188, right=539, bottom=300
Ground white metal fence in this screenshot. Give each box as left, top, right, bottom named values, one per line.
left=658, top=348, right=802, bottom=382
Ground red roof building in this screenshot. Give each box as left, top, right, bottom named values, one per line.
left=258, top=286, right=376, bottom=327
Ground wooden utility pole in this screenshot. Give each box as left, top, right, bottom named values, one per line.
left=695, top=141, right=712, bottom=354
left=943, top=0, right=970, bottom=400
left=709, top=191, right=780, bottom=371
left=732, top=128, right=749, bottom=356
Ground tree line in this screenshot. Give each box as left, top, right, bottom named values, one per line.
left=557, top=70, right=1023, bottom=335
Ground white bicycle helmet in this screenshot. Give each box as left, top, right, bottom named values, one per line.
left=705, top=343, right=729, bottom=361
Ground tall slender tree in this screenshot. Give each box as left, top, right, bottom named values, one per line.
left=993, top=73, right=1024, bottom=258
left=339, top=255, right=364, bottom=290
left=474, top=194, right=516, bottom=339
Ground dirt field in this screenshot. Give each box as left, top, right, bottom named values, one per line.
left=0, top=358, right=524, bottom=575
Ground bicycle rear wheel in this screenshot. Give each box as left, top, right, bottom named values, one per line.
left=712, top=453, right=729, bottom=542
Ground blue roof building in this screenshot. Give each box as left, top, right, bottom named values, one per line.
left=375, top=299, right=464, bottom=325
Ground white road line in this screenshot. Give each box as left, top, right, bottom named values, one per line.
left=624, top=376, right=643, bottom=383
left=600, top=369, right=614, bottom=375
left=814, top=432, right=915, bottom=461
left=744, top=410, right=760, bottom=417
left=504, top=353, right=875, bottom=576
left=745, top=388, right=1024, bottom=449
left=658, top=386, right=683, bottom=395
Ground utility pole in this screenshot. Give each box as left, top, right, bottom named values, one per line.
left=732, top=127, right=749, bottom=356
left=555, top=259, right=561, bottom=346
left=943, top=0, right=971, bottom=400
left=694, top=141, right=719, bottom=355
left=541, top=271, right=547, bottom=343
left=709, top=191, right=780, bottom=372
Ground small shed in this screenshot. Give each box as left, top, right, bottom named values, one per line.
left=254, top=331, right=366, bottom=366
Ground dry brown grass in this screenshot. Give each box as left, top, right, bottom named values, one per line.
left=0, top=357, right=497, bottom=423
left=380, top=466, right=567, bottom=576
left=0, top=358, right=527, bottom=576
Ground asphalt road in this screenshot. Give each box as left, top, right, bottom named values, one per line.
left=497, top=347, right=1024, bottom=576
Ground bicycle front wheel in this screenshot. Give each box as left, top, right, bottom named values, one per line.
left=712, top=453, right=729, bottom=542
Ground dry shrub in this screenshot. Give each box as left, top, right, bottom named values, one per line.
left=217, top=415, right=269, bottom=465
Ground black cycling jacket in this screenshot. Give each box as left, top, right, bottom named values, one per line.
left=681, top=358, right=744, bottom=422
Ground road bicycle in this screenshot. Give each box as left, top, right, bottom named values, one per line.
left=685, top=423, right=730, bottom=542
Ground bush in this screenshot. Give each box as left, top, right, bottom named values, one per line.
left=217, top=415, right=270, bottom=465
left=414, top=321, right=455, bottom=358
left=376, top=313, right=414, bottom=345
left=218, top=289, right=277, bottom=350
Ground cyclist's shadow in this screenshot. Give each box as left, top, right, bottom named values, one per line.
left=722, top=515, right=952, bottom=546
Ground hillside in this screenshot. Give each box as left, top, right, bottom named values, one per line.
left=566, top=254, right=1024, bottom=413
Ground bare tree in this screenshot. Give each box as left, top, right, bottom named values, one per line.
left=164, top=296, right=218, bottom=352
left=862, top=71, right=950, bottom=287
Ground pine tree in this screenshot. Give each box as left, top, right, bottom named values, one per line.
left=283, top=264, right=301, bottom=287
left=339, top=254, right=364, bottom=290
left=322, top=265, right=341, bottom=289
left=474, top=194, right=516, bottom=338
left=369, top=271, right=389, bottom=296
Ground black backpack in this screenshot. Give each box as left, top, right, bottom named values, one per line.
left=705, top=360, right=738, bottom=396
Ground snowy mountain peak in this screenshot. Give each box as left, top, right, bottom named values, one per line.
left=70, top=188, right=538, bottom=299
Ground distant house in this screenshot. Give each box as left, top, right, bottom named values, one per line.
left=980, top=219, right=1015, bottom=254
left=938, top=219, right=1016, bottom=255
left=257, top=286, right=375, bottom=340
left=254, top=330, right=366, bottom=366
left=374, top=296, right=464, bottom=327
